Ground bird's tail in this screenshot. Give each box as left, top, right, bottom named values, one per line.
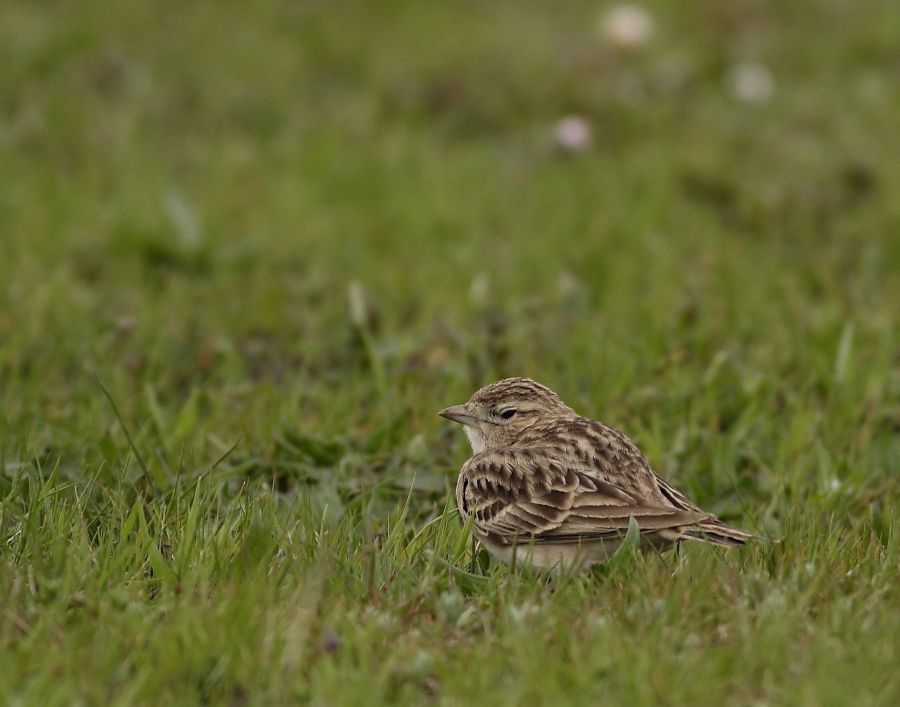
left=682, top=520, right=754, bottom=547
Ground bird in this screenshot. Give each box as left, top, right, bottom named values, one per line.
left=439, top=377, right=752, bottom=570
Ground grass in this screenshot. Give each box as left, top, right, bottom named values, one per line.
left=1, top=0, right=898, bottom=704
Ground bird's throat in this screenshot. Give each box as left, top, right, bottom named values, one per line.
left=464, top=426, right=487, bottom=454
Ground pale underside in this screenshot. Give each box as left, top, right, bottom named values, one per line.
left=478, top=532, right=653, bottom=570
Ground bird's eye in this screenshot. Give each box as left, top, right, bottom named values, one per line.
left=500, top=409, right=517, bottom=420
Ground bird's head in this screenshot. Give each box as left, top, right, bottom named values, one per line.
left=439, top=377, right=574, bottom=453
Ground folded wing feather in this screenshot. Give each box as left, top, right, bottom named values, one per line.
left=456, top=447, right=711, bottom=545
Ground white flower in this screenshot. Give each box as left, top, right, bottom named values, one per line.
left=600, top=5, right=654, bottom=51
left=729, top=62, right=774, bottom=104
left=553, top=116, right=592, bottom=154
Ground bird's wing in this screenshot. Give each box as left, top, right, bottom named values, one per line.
left=456, top=447, right=711, bottom=545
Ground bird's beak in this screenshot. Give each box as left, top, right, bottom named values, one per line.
left=438, top=404, right=478, bottom=426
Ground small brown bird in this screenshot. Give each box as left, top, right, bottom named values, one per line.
left=440, top=377, right=751, bottom=570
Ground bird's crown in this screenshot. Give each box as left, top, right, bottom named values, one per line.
left=469, top=377, right=564, bottom=408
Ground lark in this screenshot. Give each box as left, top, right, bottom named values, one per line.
left=440, top=377, right=751, bottom=570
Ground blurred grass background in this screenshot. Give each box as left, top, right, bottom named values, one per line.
left=1, top=0, right=898, bottom=704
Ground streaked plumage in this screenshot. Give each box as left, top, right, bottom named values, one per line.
left=440, top=377, right=751, bottom=570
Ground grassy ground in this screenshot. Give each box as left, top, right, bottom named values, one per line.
left=1, top=0, right=898, bottom=704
